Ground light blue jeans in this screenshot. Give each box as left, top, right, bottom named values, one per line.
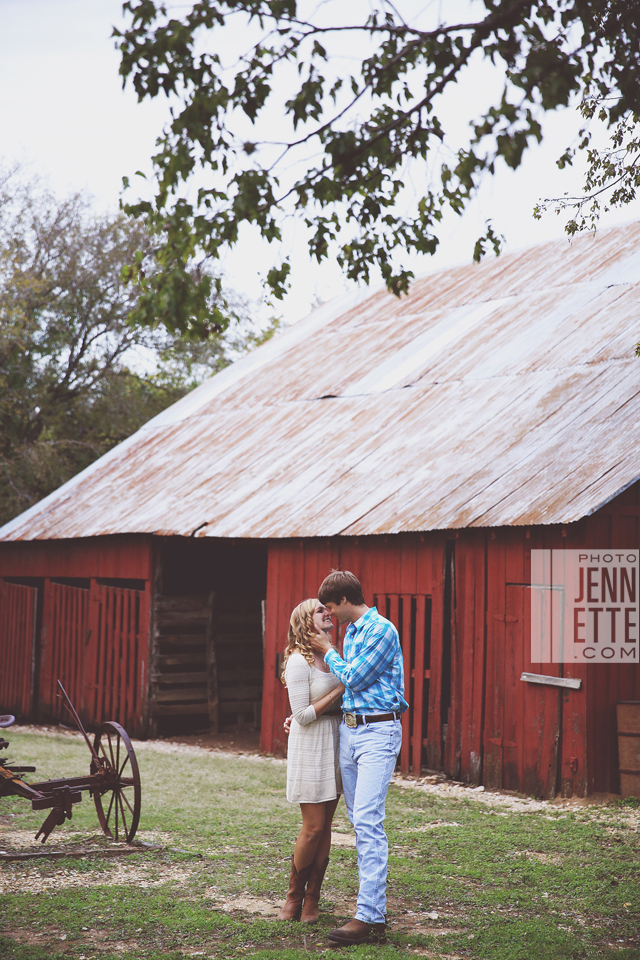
left=339, top=719, right=402, bottom=924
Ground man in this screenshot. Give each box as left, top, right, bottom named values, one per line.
left=309, top=570, right=407, bottom=946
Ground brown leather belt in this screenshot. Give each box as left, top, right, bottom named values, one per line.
left=343, top=712, right=401, bottom=727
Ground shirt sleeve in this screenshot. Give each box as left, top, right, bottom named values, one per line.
left=284, top=654, right=317, bottom=726
left=325, top=622, right=398, bottom=691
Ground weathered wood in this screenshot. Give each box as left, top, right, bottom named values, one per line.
left=150, top=702, right=210, bottom=716
left=155, top=635, right=207, bottom=646
left=157, top=653, right=208, bottom=667
left=521, top=672, right=582, bottom=690
left=400, top=593, right=410, bottom=776
left=156, top=612, right=209, bottom=629
left=0, top=582, right=36, bottom=717
left=412, top=595, right=427, bottom=775
left=151, top=671, right=207, bottom=684
left=151, top=688, right=209, bottom=703
left=206, top=591, right=218, bottom=732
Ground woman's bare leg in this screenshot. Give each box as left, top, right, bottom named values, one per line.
left=313, top=796, right=340, bottom=866
left=293, top=802, right=328, bottom=870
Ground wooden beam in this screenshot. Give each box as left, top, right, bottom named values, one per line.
left=521, top=672, right=582, bottom=690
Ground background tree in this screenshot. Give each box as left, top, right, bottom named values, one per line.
left=0, top=170, right=277, bottom=526
left=115, top=0, right=640, bottom=336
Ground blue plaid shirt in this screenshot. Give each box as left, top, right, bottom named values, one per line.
left=324, top=607, right=408, bottom=715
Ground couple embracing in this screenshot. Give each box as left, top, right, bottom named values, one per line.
left=278, top=570, right=408, bottom=946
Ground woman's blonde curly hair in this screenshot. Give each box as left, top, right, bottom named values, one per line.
left=280, top=598, right=319, bottom=685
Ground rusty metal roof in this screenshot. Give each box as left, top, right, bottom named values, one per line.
left=3, top=222, right=640, bottom=541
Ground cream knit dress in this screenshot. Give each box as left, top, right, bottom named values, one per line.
left=284, top=652, right=343, bottom=803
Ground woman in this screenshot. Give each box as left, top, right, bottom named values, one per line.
left=279, top=598, right=344, bottom=923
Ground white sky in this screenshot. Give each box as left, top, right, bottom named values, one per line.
left=1, top=0, right=638, bottom=325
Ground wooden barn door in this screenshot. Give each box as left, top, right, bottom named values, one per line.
left=39, top=580, right=90, bottom=723
left=38, top=578, right=149, bottom=733
left=92, top=583, right=146, bottom=733
left=484, top=581, right=561, bottom=798
left=0, top=580, right=38, bottom=717
left=374, top=592, right=431, bottom=775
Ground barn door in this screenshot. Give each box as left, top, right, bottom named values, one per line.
left=374, top=593, right=431, bottom=775
left=38, top=580, right=90, bottom=723
left=0, top=580, right=38, bottom=717
left=484, top=584, right=561, bottom=797
left=93, top=583, right=145, bottom=732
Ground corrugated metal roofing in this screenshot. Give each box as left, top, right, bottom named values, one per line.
left=2, top=222, right=640, bottom=542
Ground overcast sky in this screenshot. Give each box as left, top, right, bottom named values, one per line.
left=1, top=0, right=638, bottom=324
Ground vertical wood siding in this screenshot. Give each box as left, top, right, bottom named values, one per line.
left=93, top=583, right=148, bottom=734
left=582, top=485, right=640, bottom=794
left=260, top=535, right=446, bottom=761
left=0, top=581, right=37, bottom=716
left=39, top=581, right=91, bottom=723
left=35, top=579, right=149, bottom=735
left=260, top=510, right=639, bottom=798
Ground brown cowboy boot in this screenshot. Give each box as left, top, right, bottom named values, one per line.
left=278, top=856, right=312, bottom=921
left=300, top=856, right=329, bottom=924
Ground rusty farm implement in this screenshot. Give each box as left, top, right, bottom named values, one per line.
left=0, top=680, right=141, bottom=843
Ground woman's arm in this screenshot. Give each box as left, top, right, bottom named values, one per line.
left=285, top=655, right=317, bottom=726
left=312, top=683, right=345, bottom=717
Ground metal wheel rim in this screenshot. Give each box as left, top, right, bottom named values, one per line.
left=92, top=721, right=141, bottom=843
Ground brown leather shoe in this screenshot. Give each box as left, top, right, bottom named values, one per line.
left=326, top=918, right=387, bottom=945
left=301, top=856, right=329, bottom=924
left=278, top=857, right=312, bottom=921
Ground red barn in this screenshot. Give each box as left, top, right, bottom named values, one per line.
left=2, top=223, right=640, bottom=798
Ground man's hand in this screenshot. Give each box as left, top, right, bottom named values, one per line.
left=309, top=629, right=333, bottom=656
left=283, top=714, right=293, bottom=736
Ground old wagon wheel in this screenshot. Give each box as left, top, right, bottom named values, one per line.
left=91, top=721, right=141, bottom=843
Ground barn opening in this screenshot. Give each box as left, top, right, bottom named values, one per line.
left=151, top=538, right=267, bottom=737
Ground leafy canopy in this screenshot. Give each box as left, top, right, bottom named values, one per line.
left=0, top=170, right=277, bottom=526
left=116, top=0, right=640, bottom=336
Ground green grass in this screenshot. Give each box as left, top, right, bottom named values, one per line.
left=1, top=728, right=639, bottom=959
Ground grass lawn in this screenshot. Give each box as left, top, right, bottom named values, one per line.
left=1, top=727, right=639, bottom=960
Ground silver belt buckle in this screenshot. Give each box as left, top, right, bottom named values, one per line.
left=344, top=712, right=357, bottom=728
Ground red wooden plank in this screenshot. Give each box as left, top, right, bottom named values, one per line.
left=502, top=560, right=524, bottom=792
left=0, top=582, right=35, bottom=716
left=483, top=535, right=506, bottom=790
left=84, top=579, right=100, bottom=723
left=38, top=579, right=53, bottom=718
left=412, top=594, right=426, bottom=775
left=137, top=586, right=151, bottom=735
left=260, top=543, right=281, bottom=754
left=95, top=585, right=105, bottom=722
left=400, top=593, right=413, bottom=773
left=455, top=531, right=485, bottom=784
left=399, top=535, right=418, bottom=597
left=425, top=541, right=445, bottom=771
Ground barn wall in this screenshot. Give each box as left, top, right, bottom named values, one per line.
left=579, top=482, right=640, bottom=795
left=262, top=492, right=640, bottom=798
left=0, top=581, right=37, bottom=717
left=260, top=534, right=447, bottom=765
left=0, top=535, right=152, bottom=580
left=0, top=536, right=152, bottom=736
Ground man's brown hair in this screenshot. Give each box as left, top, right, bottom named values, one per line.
left=318, top=570, right=365, bottom=606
